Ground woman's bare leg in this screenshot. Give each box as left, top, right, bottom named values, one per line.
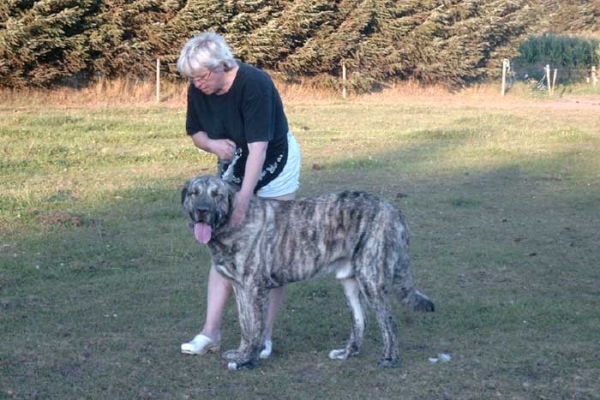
left=201, top=267, right=233, bottom=342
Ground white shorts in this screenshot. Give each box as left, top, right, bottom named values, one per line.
left=257, top=132, right=301, bottom=198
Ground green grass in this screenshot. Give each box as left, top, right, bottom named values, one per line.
left=1, top=94, right=599, bottom=399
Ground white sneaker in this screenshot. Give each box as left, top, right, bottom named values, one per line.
left=260, top=340, right=272, bottom=359
left=181, top=334, right=221, bottom=355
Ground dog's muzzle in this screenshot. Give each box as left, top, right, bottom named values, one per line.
left=190, top=207, right=215, bottom=244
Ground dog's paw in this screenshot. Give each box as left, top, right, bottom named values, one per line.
left=222, top=349, right=240, bottom=361
left=328, top=349, right=349, bottom=360
left=227, top=359, right=257, bottom=371
left=377, top=357, right=401, bottom=369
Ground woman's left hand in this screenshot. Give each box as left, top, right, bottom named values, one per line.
left=229, top=192, right=251, bottom=227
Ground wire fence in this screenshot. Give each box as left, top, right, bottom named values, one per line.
left=512, top=63, right=597, bottom=84
left=501, top=59, right=598, bottom=96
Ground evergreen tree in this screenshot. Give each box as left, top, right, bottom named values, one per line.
left=539, top=0, right=599, bottom=34
left=0, top=0, right=93, bottom=88
left=0, top=0, right=598, bottom=89
left=223, top=0, right=288, bottom=63
left=158, top=0, right=236, bottom=76
left=87, top=0, right=182, bottom=80
left=236, top=0, right=336, bottom=70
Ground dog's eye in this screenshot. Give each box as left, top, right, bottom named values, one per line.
left=210, top=190, right=220, bottom=198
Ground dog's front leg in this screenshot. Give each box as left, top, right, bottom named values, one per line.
left=228, top=283, right=268, bottom=370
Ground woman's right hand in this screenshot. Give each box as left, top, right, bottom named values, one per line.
left=208, top=138, right=237, bottom=161
left=191, top=131, right=236, bottom=161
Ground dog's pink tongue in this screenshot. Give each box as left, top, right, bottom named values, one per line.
left=194, top=222, right=212, bottom=244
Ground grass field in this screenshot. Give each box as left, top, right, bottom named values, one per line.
left=1, top=85, right=600, bottom=399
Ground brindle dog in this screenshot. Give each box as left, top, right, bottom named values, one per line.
left=182, top=175, right=434, bottom=370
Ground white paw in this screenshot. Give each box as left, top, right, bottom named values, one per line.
left=227, top=362, right=238, bottom=371
left=328, top=349, right=348, bottom=360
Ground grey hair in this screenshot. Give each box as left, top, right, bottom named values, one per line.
left=177, top=32, right=238, bottom=78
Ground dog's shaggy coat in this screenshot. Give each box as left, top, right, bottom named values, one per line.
left=182, top=175, right=434, bottom=370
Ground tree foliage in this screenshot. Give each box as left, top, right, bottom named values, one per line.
left=0, top=0, right=598, bottom=91
left=0, top=0, right=93, bottom=87
left=513, top=33, right=599, bottom=81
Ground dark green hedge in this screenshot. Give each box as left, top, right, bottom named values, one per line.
left=1, top=0, right=598, bottom=92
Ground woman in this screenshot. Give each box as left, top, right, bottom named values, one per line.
left=176, top=32, right=301, bottom=359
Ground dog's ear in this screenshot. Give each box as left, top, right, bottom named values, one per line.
left=218, top=180, right=238, bottom=219
left=181, top=183, right=189, bottom=205
left=222, top=179, right=241, bottom=193
left=225, top=181, right=240, bottom=207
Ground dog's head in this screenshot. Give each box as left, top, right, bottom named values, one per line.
left=181, top=176, right=238, bottom=243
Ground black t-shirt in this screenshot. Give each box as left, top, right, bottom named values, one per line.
left=185, top=62, right=289, bottom=191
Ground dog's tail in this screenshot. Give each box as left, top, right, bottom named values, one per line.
left=392, top=247, right=435, bottom=312
left=406, top=288, right=435, bottom=312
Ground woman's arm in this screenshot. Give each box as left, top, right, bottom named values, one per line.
left=228, top=141, right=267, bottom=227
left=190, top=130, right=236, bottom=161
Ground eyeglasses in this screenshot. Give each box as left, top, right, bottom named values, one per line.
left=189, top=70, right=212, bottom=84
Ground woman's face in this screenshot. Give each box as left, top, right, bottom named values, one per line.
left=189, top=67, right=224, bottom=95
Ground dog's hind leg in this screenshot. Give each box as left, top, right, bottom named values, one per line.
left=359, top=278, right=401, bottom=368
left=329, top=277, right=365, bottom=361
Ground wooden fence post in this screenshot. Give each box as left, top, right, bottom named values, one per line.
left=545, top=65, right=552, bottom=95
left=501, top=59, right=509, bottom=96
left=156, top=58, right=161, bottom=103
left=592, top=66, right=597, bottom=86
left=342, top=60, right=347, bottom=99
